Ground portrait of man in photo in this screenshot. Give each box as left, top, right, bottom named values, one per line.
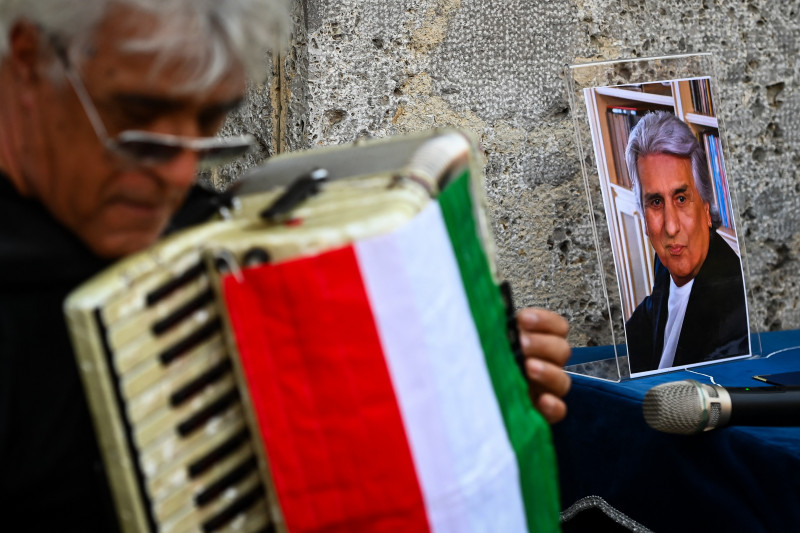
left=624, top=111, right=750, bottom=374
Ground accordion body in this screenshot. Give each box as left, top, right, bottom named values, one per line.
left=65, top=130, right=559, bottom=533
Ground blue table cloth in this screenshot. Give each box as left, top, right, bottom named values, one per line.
left=552, top=329, right=800, bottom=532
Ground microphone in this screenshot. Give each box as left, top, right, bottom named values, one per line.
left=642, top=379, right=800, bottom=434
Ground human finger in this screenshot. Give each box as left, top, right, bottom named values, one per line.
left=516, top=307, right=569, bottom=337
left=525, top=357, right=572, bottom=399
left=530, top=391, right=568, bottom=424
left=519, top=330, right=572, bottom=367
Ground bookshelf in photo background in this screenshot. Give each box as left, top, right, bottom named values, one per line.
left=704, top=132, right=733, bottom=229
left=690, top=78, right=715, bottom=116
left=585, top=77, right=738, bottom=321
left=606, top=107, right=645, bottom=189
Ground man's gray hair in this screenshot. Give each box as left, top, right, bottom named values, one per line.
left=0, top=0, right=289, bottom=90
left=625, top=111, right=722, bottom=229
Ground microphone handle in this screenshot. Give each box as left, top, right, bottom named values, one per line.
left=726, top=387, right=800, bottom=427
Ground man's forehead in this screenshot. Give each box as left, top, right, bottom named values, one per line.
left=82, top=3, right=246, bottom=99
left=639, top=154, right=693, bottom=181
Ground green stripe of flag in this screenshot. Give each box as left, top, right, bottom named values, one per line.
left=439, top=171, right=561, bottom=533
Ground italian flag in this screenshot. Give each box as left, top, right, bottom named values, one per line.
left=222, top=173, right=559, bottom=532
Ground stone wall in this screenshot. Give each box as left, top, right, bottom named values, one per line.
left=222, top=0, right=800, bottom=346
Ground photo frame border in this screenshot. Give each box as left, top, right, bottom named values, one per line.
left=564, top=53, right=764, bottom=382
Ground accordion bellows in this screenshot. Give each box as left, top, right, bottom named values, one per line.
left=65, top=130, right=559, bottom=533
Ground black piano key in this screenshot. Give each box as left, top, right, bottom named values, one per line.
left=177, top=388, right=240, bottom=437
left=159, top=317, right=222, bottom=366
left=152, top=289, right=215, bottom=335
left=188, top=429, right=249, bottom=479
left=194, top=456, right=258, bottom=507
left=201, top=484, right=265, bottom=532
left=146, top=262, right=206, bottom=307
left=170, top=359, right=233, bottom=408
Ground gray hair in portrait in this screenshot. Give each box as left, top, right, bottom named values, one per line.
left=0, top=0, right=289, bottom=90
left=625, top=110, right=722, bottom=229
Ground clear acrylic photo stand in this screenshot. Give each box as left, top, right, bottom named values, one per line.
left=564, top=53, right=763, bottom=382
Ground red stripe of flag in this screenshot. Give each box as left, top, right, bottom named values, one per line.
left=223, top=246, right=431, bottom=533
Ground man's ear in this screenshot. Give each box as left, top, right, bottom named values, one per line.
left=6, top=21, right=48, bottom=110
left=8, top=21, right=44, bottom=83
left=704, top=201, right=711, bottom=228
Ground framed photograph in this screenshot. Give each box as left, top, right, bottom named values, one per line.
left=568, top=56, right=754, bottom=378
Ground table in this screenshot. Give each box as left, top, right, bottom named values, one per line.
left=552, top=329, right=800, bottom=532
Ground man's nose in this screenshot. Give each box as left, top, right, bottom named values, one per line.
left=153, top=148, right=199, bottom=190
left=151, top=116, right=203, bottom=189
left=663, top=202, right=680, bottom=237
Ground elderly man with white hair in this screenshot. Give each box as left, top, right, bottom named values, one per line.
left=0, top=1, right=571, bottom=530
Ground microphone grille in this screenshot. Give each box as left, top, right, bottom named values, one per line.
left=643, top=380, right=707, bottom=434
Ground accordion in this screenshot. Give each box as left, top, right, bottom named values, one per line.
left=65, top=130, right=559, bottom=533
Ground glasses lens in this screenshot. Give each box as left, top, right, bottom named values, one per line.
left=114, top=133, right=254, bottom=167
left=116, top=139, right=183, bottom=164
left=197, top=144, right=253, bottom=166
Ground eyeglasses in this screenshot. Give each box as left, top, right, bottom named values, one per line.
left=56, top=50, right=254, bottom=169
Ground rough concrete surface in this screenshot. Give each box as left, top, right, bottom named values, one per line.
left=223, top=0, right=800, bottom=347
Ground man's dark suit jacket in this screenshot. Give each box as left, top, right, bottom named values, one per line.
left=626, top=231, right=749, bottom=374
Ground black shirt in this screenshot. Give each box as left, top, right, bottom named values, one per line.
left=0, top=174, right=223, bottom=531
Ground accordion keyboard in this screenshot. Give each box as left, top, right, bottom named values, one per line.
left=93, top=252, right=273, bottom=533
